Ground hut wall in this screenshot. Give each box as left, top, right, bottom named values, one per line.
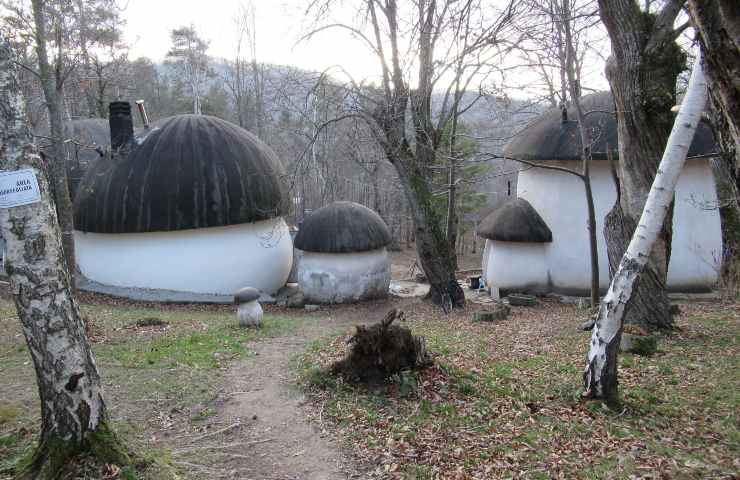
left=483, top=240, right=549, bottom=293
left=516, top=161, right=614, bottom=293
left=297, top=248, right=390, bottom=303
left=490, top=159, right=721, bottom=294
left=75, top=218, right=292, bottom=296
left=667, top=159, right=722, bottom=290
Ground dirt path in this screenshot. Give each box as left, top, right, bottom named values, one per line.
left=188, top=303, right=398, bottom=479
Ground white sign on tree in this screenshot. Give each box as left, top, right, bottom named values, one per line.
left=0, top=169, right=41, bottom=208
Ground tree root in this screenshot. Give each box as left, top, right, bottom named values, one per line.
left=331, top=308, right=432, bottom=383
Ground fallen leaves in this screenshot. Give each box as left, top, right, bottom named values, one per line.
left=298, top=298, right=740, bottom=479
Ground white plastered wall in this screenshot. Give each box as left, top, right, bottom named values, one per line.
left=486, top=158, right=721, bottom=294
left=297, top=248, right=391, bottom=303
left=75, top=217, right=293, bottom=296
left=483, top=239, right=549, bottom=293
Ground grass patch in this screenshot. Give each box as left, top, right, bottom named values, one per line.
left=0, top=404, right=20, bottom=426
left=100, top=315, right=298, bottom=369
left=0, top=296, right=307, bottom=480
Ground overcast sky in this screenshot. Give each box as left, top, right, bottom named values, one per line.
left=123, top=0, right=384, bottom=80
left=121, top=0, right=616, bottom=95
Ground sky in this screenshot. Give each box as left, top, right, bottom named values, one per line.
left=122, top=0, right=383, bottom=81
left=120, top=0, right=618, bottom=95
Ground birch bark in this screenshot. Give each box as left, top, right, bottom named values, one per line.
left=30, top=0, right=77, bottom=284
left=0, top=40, right=127, bottom=479
left=583, top=56, right=708, bottom=404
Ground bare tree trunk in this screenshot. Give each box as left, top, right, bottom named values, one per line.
left=0, top=39, right=128, bottom=479
left=394, top=150, right=464, bottom=309
left=252, top=60, right=264, bottom=139
left=598, top=0, right=685, bottom=330
left=688, top=0, right=740, bottom=272
left=445, top=72, right=463, bottom=271
left=584, top=57, right=707, bottom=405
left=688, top=0, right=740, bottom=166
left=446, top=155, right=459, bottom=270
left=31, top=0, right=77, bottom=286
left=710, top=155, right=740, bottom=271
left=563, top=0, right=599, bottom=307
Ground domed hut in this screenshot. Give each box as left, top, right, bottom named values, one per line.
left=483, top=91, right=721, bottom=295
left=74, top=103, right=293, bottom=301
left=294, top=201, right=392, bottom=303
left=478, top=198, right=553, bottom=295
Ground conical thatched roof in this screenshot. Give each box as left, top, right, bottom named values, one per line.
left=476, top=198, right=552, bottom=243
left=503, top=92, right=716, bottom=161
left=294, top=201, right=392, bottom=253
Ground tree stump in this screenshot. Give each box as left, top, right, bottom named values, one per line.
left=331, top=309, right=431, bottom=382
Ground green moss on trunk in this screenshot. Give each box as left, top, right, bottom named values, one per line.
left=15, top=420, right=131, bottom=480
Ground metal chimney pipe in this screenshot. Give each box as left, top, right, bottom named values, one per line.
left=135, top=99, right=150, bottom=129
left=109, top=101, right=134, bottom=153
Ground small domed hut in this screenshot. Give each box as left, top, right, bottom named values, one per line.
left=74, top=104, right=293, bottom=301
left=478, top=198, right=553, bottom=294
left=294, top=201, right=391, bottom=303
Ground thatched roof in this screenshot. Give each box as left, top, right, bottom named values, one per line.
left=503, top=92, right=716, bottom=161
left=74, top=114, right=288, bottom=233
left=476, top=198, right=552, bottom=243
left=294, top=201, right=392, bottom=253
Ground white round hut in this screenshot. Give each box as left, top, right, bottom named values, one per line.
left=294, top=201, right=392, bottom=304
left=73, top=104, right=293, bottom=301
left=482, top=92, right=722, bottom=295
left=478, top=198, right=553, bottom=295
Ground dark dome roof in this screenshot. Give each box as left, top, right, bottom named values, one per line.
left=294, top=201, right=392, bottom=253
left=74, top=114, right=288, bottom=233
left=504, top=92, right=716, bottom=161
left=476, top=198, right=552, bottom=243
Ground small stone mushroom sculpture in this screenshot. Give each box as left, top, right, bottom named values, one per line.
left=235, top=287, right=262, bottom=328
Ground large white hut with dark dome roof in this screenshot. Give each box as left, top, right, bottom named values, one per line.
left=479, top=92, right=722, bottom=295
left=73, top=104, right=293, bottom=301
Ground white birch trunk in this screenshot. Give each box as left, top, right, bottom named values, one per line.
left=583, top=56, right=709, bottom=402
left=1, top=40, right=124, bottom=477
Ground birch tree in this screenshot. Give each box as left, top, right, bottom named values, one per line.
left=27, top=0, right=78, bottom=280
left=583, top=56, right=708, bottom=405
left=224, top=1, right=265, bottom=137
left=166, top=25, right=210, bottom=115
left=0, top=39, right=129, bottom=479
left=1, top=0, right=124, bottom=279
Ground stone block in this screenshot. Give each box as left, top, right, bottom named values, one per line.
left=472, top=304, right=510, bottom=322
left=620, top=333, right=657, bottom=356
left=506, top=293, right=537, bottom=306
